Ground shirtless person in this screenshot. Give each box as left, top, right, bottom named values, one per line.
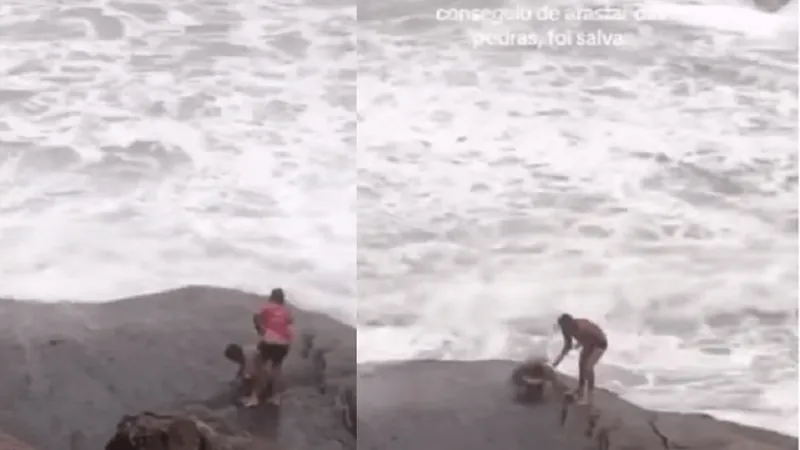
left=248, top=287, right=294, bottom=406
left=551, top=313, right=608, bottom=407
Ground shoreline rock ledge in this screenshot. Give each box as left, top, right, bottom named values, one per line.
left=357, top=359, right=797, bottom=450
left=0, top=285, right=356, bottom=450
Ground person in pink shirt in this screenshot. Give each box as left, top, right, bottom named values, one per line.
left=244, top=287, right=294, bottom=407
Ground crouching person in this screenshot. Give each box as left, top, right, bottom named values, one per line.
left=224, top=343, right=269, bottom=407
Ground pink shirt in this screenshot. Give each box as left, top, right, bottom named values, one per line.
left=258, top=303, right=293, bottom=343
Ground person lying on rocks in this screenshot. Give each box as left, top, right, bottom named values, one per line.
left=247, top=287, right=294, bottom=407
left=551, top=313, right=608, bottom=407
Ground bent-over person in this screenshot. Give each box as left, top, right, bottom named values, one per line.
left=551, top=313, right=608, bottom=407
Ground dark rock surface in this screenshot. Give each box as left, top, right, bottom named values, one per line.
left=0, top=286, right=355, bottom=450
left=358, top=359, right=797, bottom=450
left=0, top=432, right=38, bottom=450
left=752, top=0, right=792, bottom=13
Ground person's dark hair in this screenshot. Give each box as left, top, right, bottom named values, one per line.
left=269, top=288, right=285, bottom=304
left=557, top=313, right=574, bottom=328
left=224, top=343, right=244, bottom=364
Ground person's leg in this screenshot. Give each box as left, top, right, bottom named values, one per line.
left=242, top=373, right=267, bottom=408
left=242, top=343, right=271, bottom=407
left=573, top=347, right=590, bottom=402
left=241, top=363, right=264, bottom=407
left=267, top=345, right=289, bottom=405
left=269, top=363, right=283, bottom=404
left=584, top=347, right=605, bottom=406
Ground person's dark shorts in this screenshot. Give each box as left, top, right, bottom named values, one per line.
left=579, top=337, right=608, bottom=362
left=258, top=341, right=290, bottom=365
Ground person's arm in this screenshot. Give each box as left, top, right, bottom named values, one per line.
left=551, top=329, right=573, bottom=368
left=253, top=312, right=264, bottom=336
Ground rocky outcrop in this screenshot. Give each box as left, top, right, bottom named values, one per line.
left=335, top=385, right=356, bottom=437
left=104, top=382, right=356, bottom=450
left=358, top=359, right=797, bottom=450
left=105, top=411, right=223, bottom=450
left=0, top=286, right=355, bottom=450
left=0, top=432, right=38, bottom=450
left=752, top=0, right=792, bottom=12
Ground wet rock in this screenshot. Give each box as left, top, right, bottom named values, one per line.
left=336, top=385, right=356, bottom=437
left=0, top=286, right=355, bottom=450
left=752, top=0, right=791, bottom=12
left=0, top=432, right=39, bottom=450
left=358, top=359, right=797, bottom=450
left=105, top=412, right=213, bottom=450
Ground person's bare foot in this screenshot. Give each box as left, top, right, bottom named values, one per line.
left=241, top=396, right=260, bottom=408
left=570, top=389, right=586, bottom=403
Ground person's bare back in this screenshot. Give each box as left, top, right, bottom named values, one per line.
left=571, top=318, right=607, bottom=348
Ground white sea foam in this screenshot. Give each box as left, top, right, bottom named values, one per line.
left=0, top=0, right=356, bottom=321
